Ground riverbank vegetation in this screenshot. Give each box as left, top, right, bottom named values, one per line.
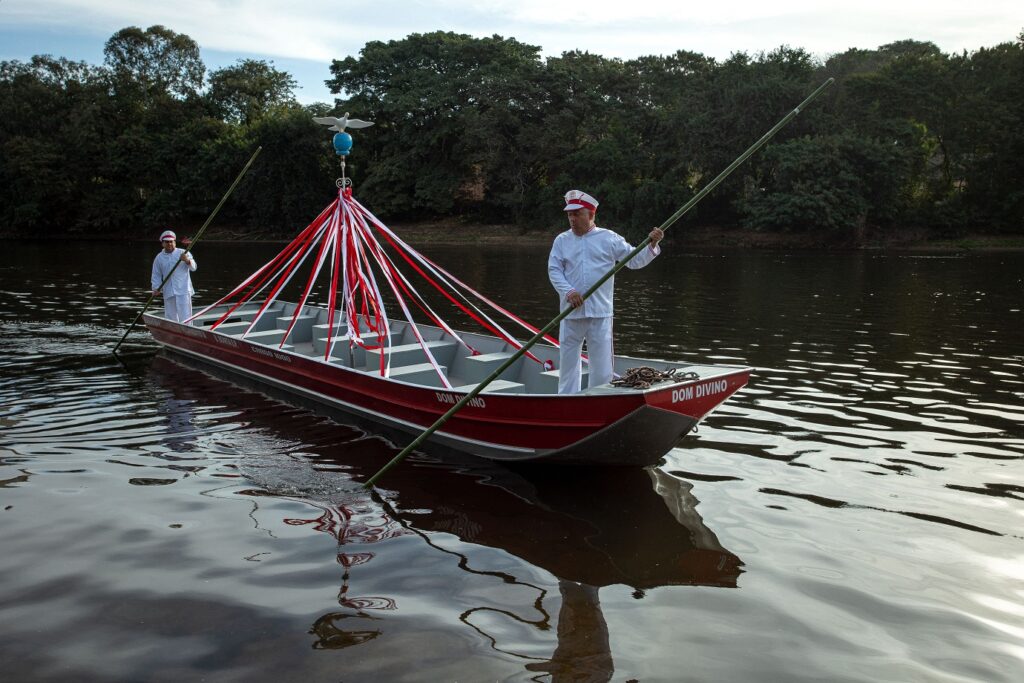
left=2, top=26, right=1021, bottom=244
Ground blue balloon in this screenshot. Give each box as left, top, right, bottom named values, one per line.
left=332, top=132, right=353, bottom=156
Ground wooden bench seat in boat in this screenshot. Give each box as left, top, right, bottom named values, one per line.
left=321, top=334, right=394, bottom=368
left=450, top=379, right=525, bottom=394
left=234, top=328, right=290, bottom=346
left=313, top=334, right=386, bottom=367
left=273, top=313, right=317, bottom=342
left=447, top=350, right=530, bottom=388
left=311, top=324, right=384, bottom=355
left=363, top=340, right=457, bottom=369
left=311, top=322, right=344, bottom=342
left=211, top=316, right=282, bottom=336
left=194, top=306, right=283, bottom=328
left=192, top=312, right=239, bottom=327
left=529, top=366, right=589, bottom=394
left=455, top=351, right=517, bottom=382
left=213, top=321, right=263, bottom=336
left=466, top=351, right=514, bottom=363
left=362, top=362, right=449, bottom=388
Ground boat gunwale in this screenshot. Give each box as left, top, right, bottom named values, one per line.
left=145, top=304, right=751, bottom=399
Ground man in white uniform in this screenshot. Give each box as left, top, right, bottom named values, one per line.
left=548, top=190, right=664, bottom=394
left=151, top=230, right=197, bottom=323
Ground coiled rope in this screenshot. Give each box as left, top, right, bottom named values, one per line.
left=611, top=366, right=699, bottom=390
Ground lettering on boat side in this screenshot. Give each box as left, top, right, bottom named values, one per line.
left=213, top=335, right=239, bottom=348
left=435, top=392, right=486, bottom=408
left=673, top=379, right=729, bottom=403
left=248, top=344, right=293, bottom=363
left=179, top=325, right=207, bottom=340
left=672, top=386, right=693, bottom=402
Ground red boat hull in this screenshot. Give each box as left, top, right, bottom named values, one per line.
left=145, top=314, right=750, bottom=465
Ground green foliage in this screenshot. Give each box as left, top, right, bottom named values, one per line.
left=1, top=26, right=1022, bottom=241
left=739, top=133, right=911, bottom=234
left=0, top=56, right=112, bottom=233
left=104, top=25, right=204, bottom=100
left=951, top=40, right=1024, bottom=233
left=232, top=103, right=338, bottom=232
left=206, top=59, right=298, bottom=125
left=327, top=31, right=545, bottom=221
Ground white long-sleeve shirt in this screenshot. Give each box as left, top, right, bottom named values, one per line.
left=151, top=248, right=197, bottom=297
left=548, top=226, right=660, bottom=319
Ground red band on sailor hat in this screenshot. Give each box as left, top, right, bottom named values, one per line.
left=160, top=230, right=176, bottom=242
left=563, top=190, right=598, bottom=212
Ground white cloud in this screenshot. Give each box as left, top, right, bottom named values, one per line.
left=2, top=0, right=1020, bottom=102
left=4, top=0, right=1021, bottom=64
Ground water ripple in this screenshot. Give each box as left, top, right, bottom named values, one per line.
left=2, top=243, right=1022, bottom=682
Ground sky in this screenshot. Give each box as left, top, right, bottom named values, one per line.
left=2, top=0, right=1022, bottom=103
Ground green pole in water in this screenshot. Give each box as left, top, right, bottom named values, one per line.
left=364, top=79, right=835, bottom=489
left=112, top=146, right=262, bottom=356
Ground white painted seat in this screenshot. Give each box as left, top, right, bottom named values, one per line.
left=365, top=362, right=449, bottom=388
left=363, top=340, right=457, bottom=369
left=451, top=379, right=524, bottom=394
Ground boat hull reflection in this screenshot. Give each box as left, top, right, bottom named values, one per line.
left=147, top=353, right=744, bottom=675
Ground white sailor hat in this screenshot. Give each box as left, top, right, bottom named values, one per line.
left=159, top=230, right=177, bottom=242
left=564, top=190, right=598, bottom=212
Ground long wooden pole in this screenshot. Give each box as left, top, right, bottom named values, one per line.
left=112, top=146, right=263, bottom=355
left=363, top=79, right=834, bottom=488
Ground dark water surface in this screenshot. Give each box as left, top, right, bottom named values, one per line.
left=1, top=240, right=1022, bottom=682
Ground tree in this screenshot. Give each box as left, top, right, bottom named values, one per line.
left=231, top=103, right=338, bottom=232
left=694, top=47, right=820, bottom=225
left=207, top=59, right=298, bottom=125
left=739, top=133, right=913, bottom=238
left=104, top=25, right=204, bottom=100
left=327, top=31, right=545, bottom=220
left=0, top=57, right=111, bottom=232
left=951, top=39, right=1024, bottom=231
left=3, top=26, right=1023, bottom=241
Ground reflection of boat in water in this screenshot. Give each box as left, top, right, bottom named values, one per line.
left=385, top=463, right=742, bottom=590
left=147, top=354, right=743, bottom=669
left=362, top=456, right=741, bottom=682
left=150, top=350, right=742, bottom=590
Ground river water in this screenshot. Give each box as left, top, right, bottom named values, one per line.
left=1, top=239, right=1022, bottom=682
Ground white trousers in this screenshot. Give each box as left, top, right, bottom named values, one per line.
left=164, top=294, right=193, bottom=324
left=558, top=316, right=614, bottom=394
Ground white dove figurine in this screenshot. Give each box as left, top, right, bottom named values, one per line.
left=312, top=112, right=374, bottom=132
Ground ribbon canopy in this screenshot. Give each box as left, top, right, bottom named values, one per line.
left=189, top=112, right=566, bottom=385
left=189, top=187, right=561, bottom=388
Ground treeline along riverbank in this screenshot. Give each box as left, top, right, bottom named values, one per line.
left=2, top=26, right=1022, bottom=244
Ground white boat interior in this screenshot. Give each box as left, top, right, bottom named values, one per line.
left=181, top=302, right=733, bottom=395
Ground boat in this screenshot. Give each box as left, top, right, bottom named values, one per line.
left=145, top=301, right=749, bottom=465
left=144, top=119, right=750, bottom=466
